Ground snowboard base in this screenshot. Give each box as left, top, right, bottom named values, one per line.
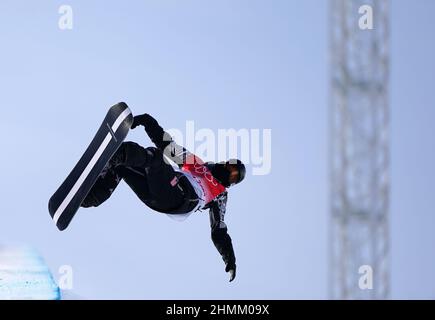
left=49, top=102, right=133, bottom=230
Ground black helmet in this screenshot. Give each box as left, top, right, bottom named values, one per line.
left=207, top=159, right=246, bottom=187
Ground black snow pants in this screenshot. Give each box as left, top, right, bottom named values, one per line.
left=81, top=141, right=198, bottom=214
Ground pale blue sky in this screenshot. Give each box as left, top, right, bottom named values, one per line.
left=0, top=0, right=434, bottom=299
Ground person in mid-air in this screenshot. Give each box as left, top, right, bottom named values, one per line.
left=81, top=113, right=246, bottom=282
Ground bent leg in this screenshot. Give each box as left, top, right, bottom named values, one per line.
left=143, top=147, right=187, bottom=211
left=81, top=142, right=153, bottom=208
left=115, top=166, right=152, bottom=204
left=110, top=141, right=155, bottom=169
left=81, top=142, right=187, bottom=211
left=81, top=168, right=121, bottom=208
left=117, top=146, right=187, bottom=212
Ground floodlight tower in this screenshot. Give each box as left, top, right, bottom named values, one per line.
left=329, top=0, right=390, bottom=299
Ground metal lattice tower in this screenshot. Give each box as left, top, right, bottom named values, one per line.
left=329, top=0, right=390, bottom=299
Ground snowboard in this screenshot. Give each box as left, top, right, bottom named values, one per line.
left=48, top=102, right=133, bottom=231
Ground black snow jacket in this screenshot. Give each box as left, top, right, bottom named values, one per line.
left=138, top=114, right=236, bottom=271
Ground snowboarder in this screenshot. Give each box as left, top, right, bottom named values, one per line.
left=81, top=113, right=246, bottom=282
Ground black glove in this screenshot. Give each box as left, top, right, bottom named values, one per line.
left=131, top=113, right=159, bottom=129
left=225, top=263, right=236, bottom=282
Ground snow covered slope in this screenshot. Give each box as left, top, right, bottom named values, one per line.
left=0, top=246, right=60, bottom=300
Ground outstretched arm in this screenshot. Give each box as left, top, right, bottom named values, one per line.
left=208, top=192, right=237, bottom=282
